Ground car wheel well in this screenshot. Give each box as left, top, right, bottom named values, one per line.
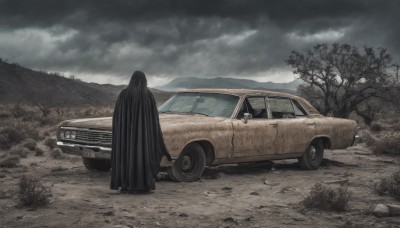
left=314, top=137, right=330, bottom=149
left=196, top=141, right=215, bottom=166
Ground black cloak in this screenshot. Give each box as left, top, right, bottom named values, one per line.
left=110, top=71, right=171, bottom=192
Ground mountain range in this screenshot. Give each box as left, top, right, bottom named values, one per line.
left=157, top=77, right=302, bottom=93
left=0, top=60, right=172, bottom=107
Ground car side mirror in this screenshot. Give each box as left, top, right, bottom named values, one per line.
left=242, top=113, right=252, bottom=124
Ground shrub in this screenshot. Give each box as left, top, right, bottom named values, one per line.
left=0, top=155, right=20, bottom=168
left=370, top=123, right=383, bottom=132
left=373, top=132, right=400, bottom=154
left=37, top=115, right=63, bottom=127
left=362, top=131, right=375, bottom=147
left=44, top=138, right=57, bottom=149
left=0, top=109, right=11, bottom=119
left=11, top=104, right=28, bottom=119
left=0, top=120, right=40, bottom=149
left=376, top=169, right=400, bottom=197
left=22, top=139, right=37, bottom=151
left=303, top=183, right=352, bottom=212
left=51, top=166, right=66, bottom=172
left=17, top=175, right=52, bottom=207
left=51, top=148, right=65, bottom=159
left=9, top=145, right=30, bottom=158
left=35, top=147, right=44, bottom=156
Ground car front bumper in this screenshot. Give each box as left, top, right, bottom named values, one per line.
left=57, top=141, right=175, bottom=166
left=57, top=141, right=111, bottom=159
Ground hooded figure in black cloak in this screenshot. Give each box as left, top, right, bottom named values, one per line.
left=110, top=71, right=171, bottom=193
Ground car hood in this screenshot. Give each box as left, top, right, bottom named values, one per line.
left=59, top=114, right=227, bottom=131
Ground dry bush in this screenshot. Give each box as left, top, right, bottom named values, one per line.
left=51, top=166, right=66, bottom=172
left=362, top=130, right=375, bottom=147
left=35, top=147, right=44, bottom=156
left=363, top=130, right=400, bottom=154
left=9, top=145, right=30, bottom=158
left=0, top=155, right=20, bottom=168
left=0, top=120, right=40, bottom=149
left=51, top=148, right=65, bottom=159
left=391, top=121, right=400, bottom=131
left=37, top=115, right=63, bottom=127
left=17, top=175, right=52, bottom=207
left=10, top=104, right=34, bottom=121
left=373, top=132, right=400, bottom=154
left=303, top=183, right=352, bottom=212
left=375, top=169, right=400, bottom=197
left=370, top=123, right=383, bottom=132
left=22, top=139, right=37, bottom=151
left=0, top=109, right=12, bottom=119
left=44, top=137, right=57, bottom=149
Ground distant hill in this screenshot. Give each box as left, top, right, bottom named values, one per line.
left=157, top=77, right=302, bottom=93
left=0, top=60, right=172, bottom=107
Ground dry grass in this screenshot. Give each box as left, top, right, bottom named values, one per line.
left=17, top=175, right=52, bottom=207
left=375, top=169, right=400, bottom=198
left=303, top=183, right=352, bottom=212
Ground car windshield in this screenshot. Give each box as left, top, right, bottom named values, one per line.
left=159, top=92, right=239, bottom=118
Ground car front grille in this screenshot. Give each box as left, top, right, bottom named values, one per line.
left=62, top=128, right=112, bottom=146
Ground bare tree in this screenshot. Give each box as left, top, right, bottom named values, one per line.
left=286, top=43, right=397, bottom=121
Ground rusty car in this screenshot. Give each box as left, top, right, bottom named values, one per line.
left=57, top=89, right=359, bottom=182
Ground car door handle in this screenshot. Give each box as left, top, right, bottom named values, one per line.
left=270, top=123, right=278, bottom=127
left=306, top=122, right=315, bottom=125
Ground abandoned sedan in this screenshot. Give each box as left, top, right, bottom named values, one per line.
left=57, top=89, right=359, bottom=182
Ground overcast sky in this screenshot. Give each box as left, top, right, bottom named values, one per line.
left=1, top=0, right=399, bottom=87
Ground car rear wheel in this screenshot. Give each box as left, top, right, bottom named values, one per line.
left=82, top=157, right=111, bottom=171
left=298, top=140, right=324, bottom=170
left=167, top=143, right=206, bottom=182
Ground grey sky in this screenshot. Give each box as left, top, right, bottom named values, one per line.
left=0, top=0, right=399, bottom=86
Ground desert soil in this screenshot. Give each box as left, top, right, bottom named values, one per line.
left=1, top=144, right=400, bottom=228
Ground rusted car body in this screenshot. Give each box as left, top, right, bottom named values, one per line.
left=57, top=89, right=359, bottom=181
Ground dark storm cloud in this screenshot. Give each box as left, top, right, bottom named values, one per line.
left=0, top=0, right=400, bottom=85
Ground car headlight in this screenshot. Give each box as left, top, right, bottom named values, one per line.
left=60, top=130, right=65, bottom=139
left=65, top=130, right=71, bottom=139
left=71, top=131, right=76, bottom=139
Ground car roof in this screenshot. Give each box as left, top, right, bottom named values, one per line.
left=182, top=88, right=321, bottom=115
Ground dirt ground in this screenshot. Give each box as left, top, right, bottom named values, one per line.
left=1, top=144, right=400, bottom=228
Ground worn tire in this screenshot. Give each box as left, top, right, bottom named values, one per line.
left=82, top=157, right=111, bottom=171
left=298, top=140, right=324, bottom=170
left=167, top=143, right=206, bottom=182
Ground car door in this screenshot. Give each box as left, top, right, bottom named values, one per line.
left=231, top=96, right=277, bottom=158
left=267, top=97, right=316, bottom=155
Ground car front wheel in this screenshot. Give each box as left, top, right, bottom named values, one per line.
left=298, top=140, right=324, bottom=170
left=167, top=143, right=206, bottom=182
left=82, top=157, right=111, bottom=171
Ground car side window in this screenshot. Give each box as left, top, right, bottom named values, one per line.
left=292, top=100, right=307, bottom=116
left=237, top=97, right=267, bottom=119
left=268, top=97, right=295, bottom=118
